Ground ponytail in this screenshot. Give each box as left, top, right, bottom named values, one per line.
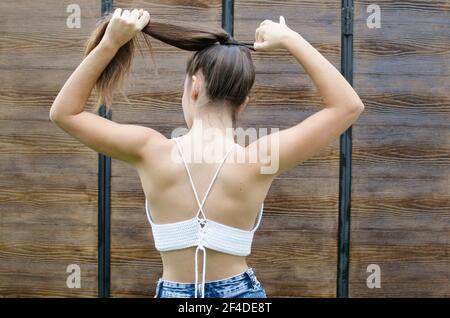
left=85, top=14, right=238, bottom=112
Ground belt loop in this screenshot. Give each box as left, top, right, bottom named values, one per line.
left=246, top=268, right=261, bottom=289
left=154, top=278, right=162, bottom=298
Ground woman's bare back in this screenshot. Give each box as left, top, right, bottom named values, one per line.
left=135, top=136, right=273, bottom=282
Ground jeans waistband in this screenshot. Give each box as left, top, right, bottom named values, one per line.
left=157, top=267, right=260, bottom=289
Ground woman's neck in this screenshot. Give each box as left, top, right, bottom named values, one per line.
left=188, top=112, right=235, bottom=144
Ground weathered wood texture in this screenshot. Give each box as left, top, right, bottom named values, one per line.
left=109, top=0, right=225, bottom=298
left=3, top=0, right=446, bottom=299
left=234, top=0, right=341, bottom=298
left=108, top=0, right=340, bottom=298
left=0, top=0, right=99, bottom=297
left=350, top=0, right=450, bottom=297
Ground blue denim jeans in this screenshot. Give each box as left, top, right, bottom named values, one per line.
left=154, top=267, right=267, bottom=298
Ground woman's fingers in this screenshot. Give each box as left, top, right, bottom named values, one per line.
left=112, top=8, right=122, bottom=19
left=122, top=9, right=130, bottom=19
left=260, top=19, right=271, bottom=27
left=136, top=10, right=150, bottom=30
left=254, top=27, right=268, bottom=51
left=129, top=8, right=140, bottom=22
left=255, top=26, right=267, bottom=42
left=254, top=40, right=268, bottom=51
left=111, top=7, right=149, bottom=31
left=279, top=16, right=286, bottom=25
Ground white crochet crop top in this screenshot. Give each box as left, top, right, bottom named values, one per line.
left=145, top=136, right=264, bottom=298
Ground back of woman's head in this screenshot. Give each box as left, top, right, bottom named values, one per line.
left=84, top=13, right=255, bottom=124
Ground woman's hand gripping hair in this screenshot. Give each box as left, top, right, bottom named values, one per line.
left=253, top=16, right=298, bottom=52
left=101, top=8, right=151, bottom=50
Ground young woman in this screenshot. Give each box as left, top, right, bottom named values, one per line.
left=49, top=8, right=364, bottom=298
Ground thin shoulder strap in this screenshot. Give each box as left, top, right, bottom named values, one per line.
left=174, top=137, right=204, bottom=217
left=251, top=202, right=264, bottom=232
left=144, top=197, right=154, bottom=225
left=174, top=137, right=236, bottom=219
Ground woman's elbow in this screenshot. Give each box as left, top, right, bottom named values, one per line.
left=334, top=96, right=364, bottom=113
left=49, top=107, right=63, bottom=124
left=49, top=109, right=58, bottom=123
left=350, top=99, right=364, bottom=113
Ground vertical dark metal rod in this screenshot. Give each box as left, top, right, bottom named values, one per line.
left=223, top=0, right=354, bottom=298
left=337, top=0, right=354, bottom=298
left=222, top=0, right=234, bottom=35
left=98, top=0, right=113, bottom=299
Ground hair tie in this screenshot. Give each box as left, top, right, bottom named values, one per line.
left=219, top=34, right=255, bottom=51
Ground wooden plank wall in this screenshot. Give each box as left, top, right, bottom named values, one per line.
left=350, top=0, right=450, bottom=297
left=109, top=0, right=340, bottom=297
left=1, top=0, right=448, bottom=298
left=234, top=0, right=340, bottom=297
left=108, top=0, right=224, bottom=297
left=0, top=0, right=99, bottom=297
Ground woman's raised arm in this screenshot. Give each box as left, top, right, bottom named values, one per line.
left=49, top=9, right=165, bottom=165
left=249, top=16, right=364, bottom=176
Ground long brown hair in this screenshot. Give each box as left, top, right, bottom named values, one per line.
left=84, top=12, right=255, bottom=125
